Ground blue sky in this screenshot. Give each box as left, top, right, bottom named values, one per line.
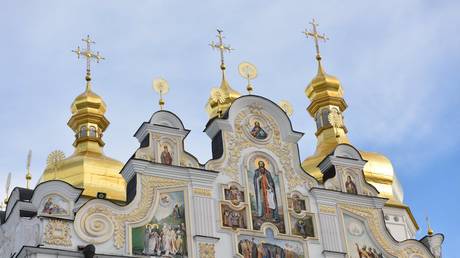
left=1, top=0, right=459, bottom=256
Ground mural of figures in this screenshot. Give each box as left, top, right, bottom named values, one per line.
left=221, top=204, right=247, bottom=229
left=224, top=185, right=245, bottom=205
left=344, top=214, right=387, bottom=258
left=247, top=157, right=285, bottom=233
left=132, top=191, right=188, bottom=257
left=290, top=215, right=315, bottom=238
left=237, top=229, right=304, bottom=258
left=345, top=176, right=358, bottom=194
left=250, top=121, right=268, bottom=140
left=288, top=194, right=306, bottom=213
left=161, top=145, right=173, bottom=165
left=41, top=195, right=69, bottom=215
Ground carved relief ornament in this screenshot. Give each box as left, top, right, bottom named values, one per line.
left=43, top=219, right=72, bottom=246
left=74, top=175, right=187, bottom=249
left=339, top=204, right=431, bottom=258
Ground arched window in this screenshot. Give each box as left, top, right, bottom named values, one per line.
left=80, top=126, right=87, bottom=138
left=89, top=126, right=97, bottom=137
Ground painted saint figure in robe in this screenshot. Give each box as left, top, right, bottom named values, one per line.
left=253, top=161, right=279, bottom=221
left=161, top=145, right=173, bottom=165
left=250, top=121, right=268, bottom=140
left=345, top=176, right=358, bottom=194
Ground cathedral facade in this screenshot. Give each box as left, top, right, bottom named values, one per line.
left=0, top=25, right=444, bottom=258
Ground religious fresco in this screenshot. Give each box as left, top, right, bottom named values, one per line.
left=224, top=185, right=245, bottom=205
left=247, top=156, right=285, bottom=233
left=237, top=229, right=305, bottom=258
left=344, top=214, right=388, bottom=258
left=40, top=195, right=69, bottom=216
left=132, top=191, right=187, bottom=257
left=250, top=120, right=268, bottom=140
left=160, top=144, right=173, bottom=165
left=345, top=175, right=358, bottom=194
left=221, top=203, right=247, bottom=229
left=290, top=214, right=315, bottom=238
left=287, top=194, right=306, bottom=214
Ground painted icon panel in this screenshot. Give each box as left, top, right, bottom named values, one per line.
left=224, top=185, right=245, bottom=205
left=290, top=214, right=315, bottom=238
left=221, top=203, right=247, bottom=229
left=132, top=191, right=188, bottom=257
left=247, top=156, right=285, bottom=233
left=41, top=195, right=69, bottom=216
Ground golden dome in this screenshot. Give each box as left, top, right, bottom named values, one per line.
left=301, top=61, right=403, bottom=203
left=205, top=72, right=241, bottom=118
left=40, top=81, right=126, bottom=202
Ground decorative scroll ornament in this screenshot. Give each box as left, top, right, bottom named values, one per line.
left=75, top=175, right=186, bottom=249
left=199, top=242, right=216, bottom=258
left=43, top=219, right=72, bottom=246
left=339, top=204, right=431, bottom=257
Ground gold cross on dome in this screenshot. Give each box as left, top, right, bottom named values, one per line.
left=210, top=29, right=234, bottom=70
left=72, top=35, right=105, bottom=87
left=304, top=19, right=329, bottom=60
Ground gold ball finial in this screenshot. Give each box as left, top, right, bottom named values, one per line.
left=238, top=62, right=257, bottom=94
left=153, top=78, right=170, bottom=110
left=426, top=216, right=434, bottom=236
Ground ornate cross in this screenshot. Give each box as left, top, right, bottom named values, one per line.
left=72, top=35, right=105, bottom=88
left=304, top=19, right=329, bottom=60
left=209, top=29, right=234, bottom=71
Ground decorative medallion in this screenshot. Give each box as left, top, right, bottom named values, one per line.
left=199, top=242, right=216, bottom=258
left=43, top=219, right=72, bottom=246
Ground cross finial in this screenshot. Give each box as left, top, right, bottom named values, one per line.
left=25, top=150, right=32, bottom=189
left=210, top=29, right=234, bottom=72
left=72, top=35, right=105, bottom=91
left=304, top=18, right=329, bottom=62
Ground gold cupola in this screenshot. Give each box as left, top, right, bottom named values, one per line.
left=206, top=29, right=241, bottom=118
left=40, top=36, right=126, bottom=202
left=301, top=20, right=404, bottom=204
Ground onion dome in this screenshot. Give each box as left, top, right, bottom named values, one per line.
left=39, top=36, right=126, bottom=201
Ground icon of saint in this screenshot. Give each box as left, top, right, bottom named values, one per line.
left=345, top=176, right=358, bottom=194
left=250, top=121, right=268, bottom=140
left=161, top=145, right=173, bottom=165
left=253, top=161, right=279, bottom=221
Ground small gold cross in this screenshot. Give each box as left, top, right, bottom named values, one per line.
left=210, top=29, right=234, bottom=71
left=304, top=19, right=329, bottom=60
left=72, top=35, right=105, bottom=88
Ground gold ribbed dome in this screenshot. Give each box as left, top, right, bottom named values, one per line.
left=40, top=81, right=126, bottom=202
left=205, top=73, right=241, bottom=118
left=301, top=61, right=403, bottom=203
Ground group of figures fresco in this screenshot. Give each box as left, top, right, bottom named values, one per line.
left=41, top=195, right=68, bottom=215
left=248, top=158, right=285, bottom=232
left=222, top=204, right=247, bottom=229
left=238, top=230, right=304, bottom=258
left=132, top=191, right=188, bottom=257
left=344, top=214, right=386, bottom=258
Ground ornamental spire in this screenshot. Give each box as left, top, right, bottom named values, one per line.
left=25, top=150, right=32, bottom=189
left=205, top=29, right=241, bottom=118
left=72, top=35, right=105, bottom=91
left=210, top=29, right=234, bottom=77
left=303, top=18, right=329, bottom=75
